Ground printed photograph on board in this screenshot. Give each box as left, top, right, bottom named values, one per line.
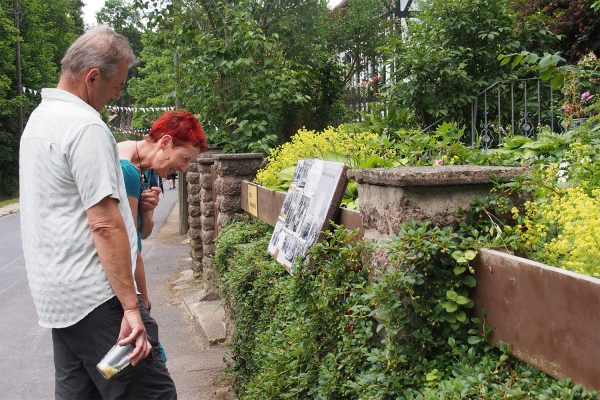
left=268, top=159, right=346, bottom=271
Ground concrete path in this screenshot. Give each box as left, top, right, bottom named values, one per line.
left=144, top=196, right=230, bottom=399
left=0, top=189, right=230, bottom=399
left=0, top=201, right=19, bottom=217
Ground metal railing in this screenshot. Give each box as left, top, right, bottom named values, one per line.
left=470, top=78, right=560, bottom=149
left=422, top=78, right=567, bottom=149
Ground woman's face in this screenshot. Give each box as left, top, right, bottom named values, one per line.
left=152, top=139, right=200, bottom=178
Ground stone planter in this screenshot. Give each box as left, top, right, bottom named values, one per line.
left=348, top=165, right=524, bottom=240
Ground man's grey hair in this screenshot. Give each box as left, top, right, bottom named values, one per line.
left=61, top=26, right=137, bottom=79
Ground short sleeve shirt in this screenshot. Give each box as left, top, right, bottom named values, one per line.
left=120, top=159, right=143, bottom=251
left=19, top=88, right=139, bottom=329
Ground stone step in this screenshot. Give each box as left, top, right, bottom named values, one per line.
left=183, top=295, right=226, bottom=345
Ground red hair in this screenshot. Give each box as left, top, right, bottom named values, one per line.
left=149, top=110, right=208, bottom=151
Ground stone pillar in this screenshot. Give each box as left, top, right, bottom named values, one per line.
left=348, top=166, right=525, bottom=241
left=194, top=153, right=263, bottom=300
left=187, top=147, right=223, bottom=273
left=198, top=157, right=217, bottom=271
left=187, top=158, right=202, bottom=265
left=213, top=153, right=264, bottom=232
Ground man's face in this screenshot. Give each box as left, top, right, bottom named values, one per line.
left=89, top=61, right=129, bottom=111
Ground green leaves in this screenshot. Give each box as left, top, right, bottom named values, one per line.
left=451, top=249, right=477, bottom=264
left=387, top=0, right=536, bottom=126
left=446, top=290, right=471, bottom=307
left=213, top=213, right=597, bottom=399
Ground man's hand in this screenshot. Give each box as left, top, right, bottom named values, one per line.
left=140, top=187, right=161, bottom=212
left=118, top=308, right=152, bottom=366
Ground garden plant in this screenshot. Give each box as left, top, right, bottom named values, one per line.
left=213, top=215, right=597, bottom=399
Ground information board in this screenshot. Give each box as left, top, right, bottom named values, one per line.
left=268, top=159, right=347, bottom=271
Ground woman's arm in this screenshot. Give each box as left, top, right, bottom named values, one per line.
left=140, top=209, right=154, bottom=239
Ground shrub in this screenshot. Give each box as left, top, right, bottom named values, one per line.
left=386, top=0, right=554, bottom=126
left=255, top=123, right=485, bottom=200
left=254, top=126, right=386, bottom=190
left=213, top=216, right=597, bottom=398
left=509, top=186, right=600, bottom=278
left=484, top=105, right=600, bottom=277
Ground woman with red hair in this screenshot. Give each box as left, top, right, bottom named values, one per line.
left=117, top=110, right=207, bottom=312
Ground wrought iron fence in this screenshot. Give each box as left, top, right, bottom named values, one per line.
left=470, top=78, right=561, bottom=149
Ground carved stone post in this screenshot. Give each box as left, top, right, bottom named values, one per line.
left=197, top=157, right=217, bottom=276
left=189, top=153, right=263, bottom=300
left=187, top=147, right=222, bottom=274
left=213, top=153, right=264, bottom=232
left=186, top=158, right=202, bottom=266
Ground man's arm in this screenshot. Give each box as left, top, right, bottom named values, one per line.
left=134, top=251, right=150, bottom=310
left=86, top=196, right=151, bottom=365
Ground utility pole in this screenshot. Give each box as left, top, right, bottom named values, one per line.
left=13, top=0, right=23, bottom=136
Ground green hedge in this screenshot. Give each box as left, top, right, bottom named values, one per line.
left=214, top=215, right=596, bottom=399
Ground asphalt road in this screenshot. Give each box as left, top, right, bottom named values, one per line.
left=0, top=188, right=180, bottom=399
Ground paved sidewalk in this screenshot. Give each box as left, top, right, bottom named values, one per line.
left=143, top=201, right=232, bottom=400
left=0, top=202, right=19, bottom=218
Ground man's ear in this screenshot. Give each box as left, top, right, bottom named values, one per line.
left=84, top=68, right=101, bottom=86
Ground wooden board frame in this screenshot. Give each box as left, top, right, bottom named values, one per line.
left=241, top=181, right=363, bottom=235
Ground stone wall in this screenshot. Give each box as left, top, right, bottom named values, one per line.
left=348, top=165, right=525, bottom=241
left=188, top=153, right=263, bottom=299
left=213, top=153, right=264, bottom=232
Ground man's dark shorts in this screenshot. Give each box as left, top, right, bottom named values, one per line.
left=52, top=296, right=177, bottom=400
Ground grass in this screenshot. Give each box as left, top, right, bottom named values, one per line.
left=0, top=197, right=19, bottom=208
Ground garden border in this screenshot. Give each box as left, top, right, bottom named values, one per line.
left=236, top=178, right=600, bottom=391
left=474, top=248, right=600, bottom=390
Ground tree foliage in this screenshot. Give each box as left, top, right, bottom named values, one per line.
left=130, top=0, right=360, bottom=153
left=385, top=0, right=557, bottom=126
left=327, top=0, right=393, bottom=84
left=512, top=0, right=600, bottom=63
left=0, top=0, right=83, bottom=197
left=96, top=0, right=145, bottom=130
left=96, top=0, right=143, bottom=55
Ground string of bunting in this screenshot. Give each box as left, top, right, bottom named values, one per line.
left=22, top=87, right=41, bottom=96
left=22, top=87, right=174, bottom=113
left=108, top=105, right=175, bottom=113
left=110, top=126, right=150, bottom=137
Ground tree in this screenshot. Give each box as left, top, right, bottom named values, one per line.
left=96, top=0, right=143, bottom=55
left=327, top=0, right=394, bottom=84
left=387, top=0, right=556, bottom=126
left=127, top=27, right=176, bottom=129
left=0, top=3, right=19, bottom=197
left=0, top=0, right=83, bottom=197
left=97, top=0, right=145, bottom=130
left=512, top=0, right=600, bottom=63
left=131, top=0, right=337, bottom=152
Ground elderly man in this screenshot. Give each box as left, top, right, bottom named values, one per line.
left=19, top=27, right=176, bottom=399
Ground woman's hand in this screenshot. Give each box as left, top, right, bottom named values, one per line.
left=140, top=187, right=161, bottom=212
